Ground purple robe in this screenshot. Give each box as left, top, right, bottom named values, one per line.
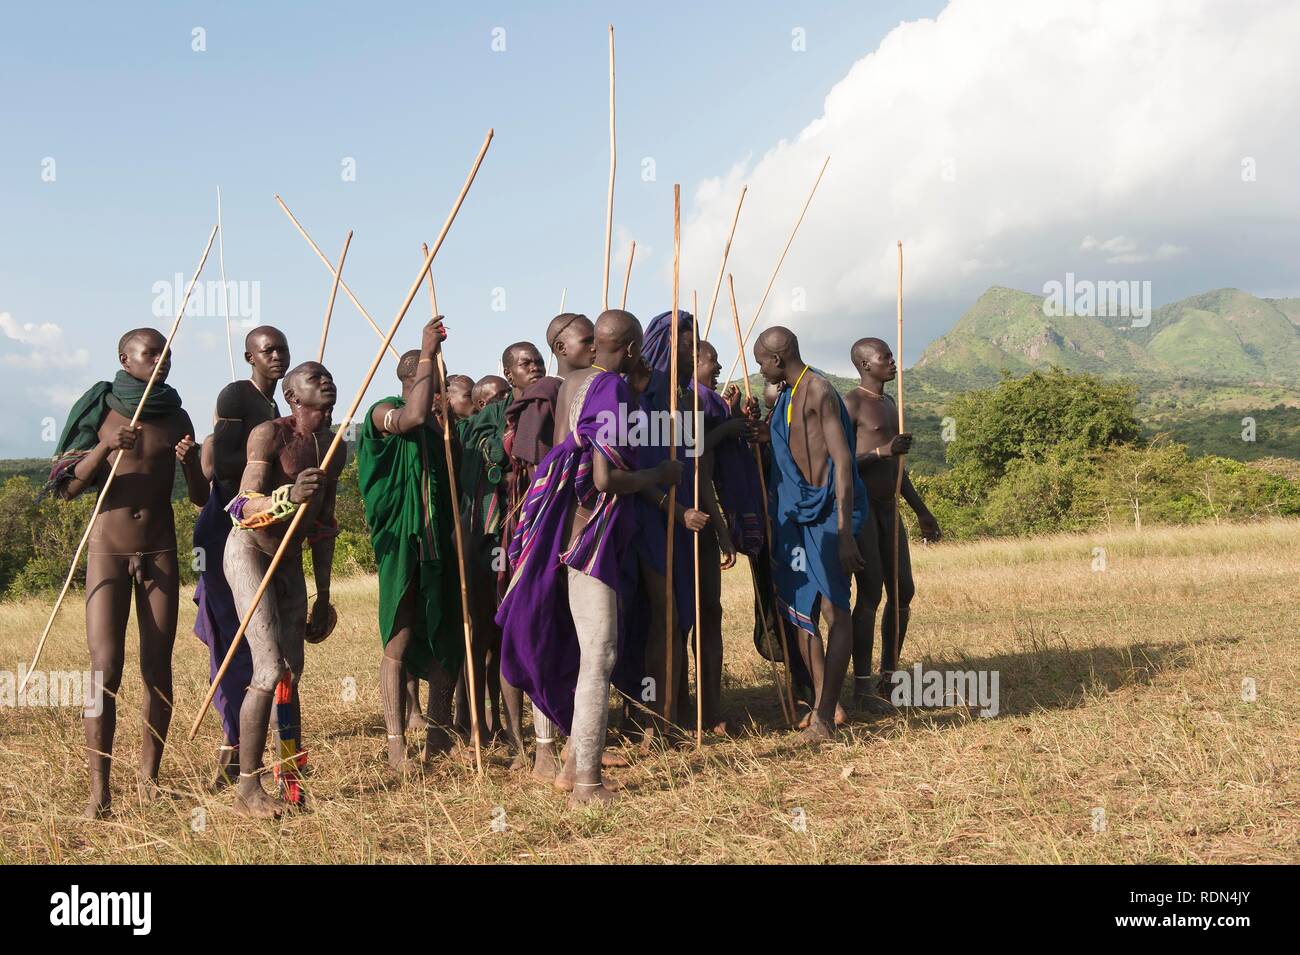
left=694, top=381, right=764, bottom=557
left=192, top=479, right=253, bottom=741
left=495, top=371, right=637, bottom=733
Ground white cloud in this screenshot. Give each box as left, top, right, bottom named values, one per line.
left=678, top=0, right=1300, bottom=365
left=0, top=311, right=89, bottom=369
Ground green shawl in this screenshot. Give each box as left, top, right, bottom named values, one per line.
left=457, top=396, right=508, bottom=568
left=356, top=397, right=463, bottom=677
left=45, top=370, right=184, bottom=497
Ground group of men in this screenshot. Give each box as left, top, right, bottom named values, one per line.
left=50, top=305, right=939, bottom=818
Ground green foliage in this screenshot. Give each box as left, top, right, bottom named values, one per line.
left=944, top=367, right=1142, bottom=487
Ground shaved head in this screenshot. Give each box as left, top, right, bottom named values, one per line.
left=594, top=309, right=641, bottom=349
left=473, top=374, right=509, bottom=409
left=245, top=325, right=287, bottom=351
left=502, top=341, right=541, bottom=371
left=118, top=327, right=164, bottom=355
left=396, top=348, right=422, bottom=383
left=756, top=326, right=800, bottom=360
left=446, top=374, right=473, bottom=393
left=284, top=361, right=326, bottom=394
left=851, top=337, right=890, bottom=365
left=546, top=313, right=592, bottom=351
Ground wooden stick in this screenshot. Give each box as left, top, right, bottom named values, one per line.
left=217, top=188, right=235, bottom=381
left=692, top=289, right=702, bottom=748
left=602, top=24, right=616, bottom=311
left=317, top=230, right=353, bottom=363
left=189, top=129, right=494, bottom=739
left=422, top=251, right=483, bottom=775
left=723, top=156, right=830, bottom=386
left=560, top=287, right=567, bottom=312
left=664, top=183, right=680, bottom=727
left=620, top=240, right=636, bottom=311
left=727, top=273, right=796, bottom=725
left=275, top=196, right=401, bottom=362
left=21, top=224, right=219, bottom=693
left=701, top=186, right=746, bottom=339
left=891, top=240, right=905, bottom=673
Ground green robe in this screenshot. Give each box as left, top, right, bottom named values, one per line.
left=356, top=397, right=462, bottom=677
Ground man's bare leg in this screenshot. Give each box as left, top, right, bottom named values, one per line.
left=404, top=671, right=425, bottom=731
left=566, top=568, right=620, bottom=807
left=698, top=533, right=726, bottom=734
left=852, top=505, right=897, bottom=715
left=800, top=601, right=853, bottom=743
left=134, top=551, right=179, bottom=802
left=640, top=562, right=684, bottom=745
left=234, top=686, right=283, bottom=818
left=381, top=587, right=419, bottom=773
left=498, top=675, right=528, bottom=770
left=83, top=553, right=130, bottom=818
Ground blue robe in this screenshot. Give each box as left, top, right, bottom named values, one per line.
left=768, top=377, right=868, bottom=634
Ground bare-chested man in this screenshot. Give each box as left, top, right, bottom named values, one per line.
left=503, top=316, right=596, bottom=776
left=843, top=337, right=941, bottom=713
left=225, top=362, right=342, bottom=817
left=752, top=327, right=866, bottom=743
left=50, top=328, right=208, bottom=817
left=498, top=310, right=683, bottom=804
left=194, top=326, right=289, bottom=789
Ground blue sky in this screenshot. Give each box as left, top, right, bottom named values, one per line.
left=2, top=0, right=1297, bottom=456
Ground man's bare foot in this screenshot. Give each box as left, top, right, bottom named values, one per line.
left=233, top=780, right=284, bottom=819
left=406, top=711, right=429, bottom=732
left=796, top=705, right=813, bottom=730
left=81, top=793, right=111, bottom=820
left=834, top=703, right=848, bottom=726
left=553, top=759, right=575, bottom=793
left=136, top=776, right=163, bottom=804
left=601, top=749, right=629, bottom=768
left=533, top=743, right=561, bottom=782
left=387, top=735, right=408, bottom=772
left=423, top=726, right=456, bottom=759
left=796, top=715, right=835, bottom=745
left=567, top=781, right=618, bottom=808
left=708, top=720, right=730, bottom=736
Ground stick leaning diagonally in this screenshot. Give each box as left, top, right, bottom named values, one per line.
left=620, top=240, right=636, bottom=311
left=275, top=197, right=401, bottom=362
left=664, top=183, right=680, bottom=727
left=727, top=273, right=796, bottom=725
left=422, top=252, right=482, bottom=775
left=21, top=224, right=219, bottom=694
left=189, top=129, right=494, bottom=740
left=217, top=188, right=235, bottom=381
left=722, top=156, right=830, bottom=387
left=317, top=230, right=353, bottom=363
left=891, top=240, right=905, bottom=674
left=701, top=186, right=746, bottom=340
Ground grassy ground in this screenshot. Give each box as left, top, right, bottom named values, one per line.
left=1, top=520, right=1296, bottom=864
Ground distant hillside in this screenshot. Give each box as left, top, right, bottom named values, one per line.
left=903, top=286, right=1300, bottom=465
left=913, top=286, right=1300, bottom=392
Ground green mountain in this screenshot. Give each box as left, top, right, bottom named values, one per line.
left=914, top=286, right=1300, bottom=391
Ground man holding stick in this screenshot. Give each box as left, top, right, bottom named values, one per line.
left=497, top=310, right=682, bottom=804
left=194, top=325, right=290, bottom=789
left=620, top=310, right=711, bottom=743
left=50, top=328, right=208, bottom=817
left=752, top=326, right=866, bottom=743
left=357, top=318, right=465, bottom=774
left=225, top=361, right=342, bottom=817
left=843, top=337, right=940, bottom=712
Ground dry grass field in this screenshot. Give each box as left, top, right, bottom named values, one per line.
left=1, top=519, right=1297, bottom=864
